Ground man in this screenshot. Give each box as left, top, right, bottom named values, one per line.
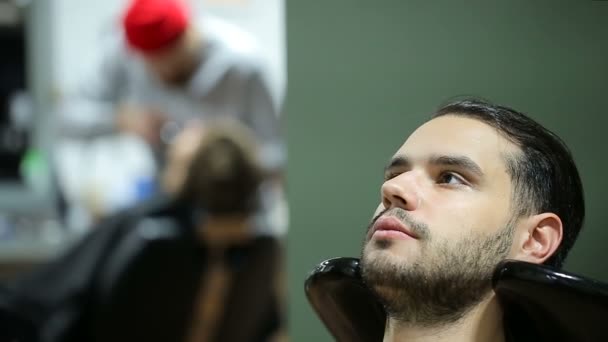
left=55, top=0, right=285, bottom=227
left=360, top=99, right=584, bottom=342
left=59, top=0, right=282, bottom=149
left=167, top=120, right=285, bottom=342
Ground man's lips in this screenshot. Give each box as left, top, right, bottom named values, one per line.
left=371, top=216, right=418, bottom=240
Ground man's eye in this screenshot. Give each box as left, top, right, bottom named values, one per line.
left=384, top=172, right=399, bottom=180
left=437, top=172, right=466, bottom=185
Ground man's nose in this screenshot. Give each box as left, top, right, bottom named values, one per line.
left=381, top=173, right=419, bottom=211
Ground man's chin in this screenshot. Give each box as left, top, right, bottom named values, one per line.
left=362, top=246, right=416, bottom=284
left=363, top=239, right=419, bottom=263
left=360, top=247, right=414, bottom=297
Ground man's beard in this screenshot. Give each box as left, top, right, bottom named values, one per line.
left=162, top=66, right=195, bottom=87
left=360, top=208, right=514, bottom=327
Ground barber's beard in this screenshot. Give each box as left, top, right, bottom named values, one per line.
left=163, top=66, right=195, bottom=87
left=360, top=208, right=514, bottom=327
left=160, top=52, right=202, bottom=87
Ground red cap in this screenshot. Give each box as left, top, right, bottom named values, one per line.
left=122, top=0, right=190, bottom=53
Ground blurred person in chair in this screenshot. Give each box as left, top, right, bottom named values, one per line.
left=163, top=120, right=286, bottom=342
left=1, top=120, right=285, bottom=342
left=54, top=0, right=285, bottom=229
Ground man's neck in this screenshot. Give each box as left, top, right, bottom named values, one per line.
left=196, top=215, right=252, bottom=248
left=187, top=26, right=205, bottom=61
left=383, top=296, right=505, bottom=342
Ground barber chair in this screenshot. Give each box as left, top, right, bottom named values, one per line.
left=0, top=199, right=206, bottom=342
left=0, top=290, right=37, bottom=342
left=305, top=257, right=608, bottom=342
left=90, top=213, right=205, bottom=342
left=89, top=211, right=280, bottom=342
left=0, top=200, right=279, bottom=342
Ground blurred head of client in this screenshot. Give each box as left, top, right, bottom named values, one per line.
left=162, top=119, right=263, bottom=245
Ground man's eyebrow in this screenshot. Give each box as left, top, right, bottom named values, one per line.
left=384, top=156, right=411, bottom=174
left=429, top=155, right=484, bottom=178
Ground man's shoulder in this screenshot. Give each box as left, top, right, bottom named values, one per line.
left=200, top=16, right=260, bottom=56
left=198, top=16, right=267, bottom=74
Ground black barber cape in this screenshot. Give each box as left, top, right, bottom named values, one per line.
left=0, top=196, right=281, bottom=342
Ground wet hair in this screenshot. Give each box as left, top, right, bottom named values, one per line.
left=433, top=98, right=584, bottom=268
left=180, top=121, right=263, bottom=216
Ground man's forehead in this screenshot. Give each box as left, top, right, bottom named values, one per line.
left=394, top=115, right=518, bottom=167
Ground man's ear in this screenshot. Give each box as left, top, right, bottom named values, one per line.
left=514, top=213, right=563, bottom=264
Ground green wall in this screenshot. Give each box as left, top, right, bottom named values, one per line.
left=286, top=1, right=608, bottom=340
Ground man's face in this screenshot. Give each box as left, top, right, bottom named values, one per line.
left=142, top=33, right=199, bottom=86
left=360, top=115, right=522, bottom=324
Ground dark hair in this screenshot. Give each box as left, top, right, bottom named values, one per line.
left=433, top=98, right=584, bottom=269
left=180, top=122, right=263, bottom=216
